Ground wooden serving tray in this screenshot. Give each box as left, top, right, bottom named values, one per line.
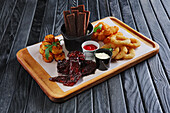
left=17, top=17, right=159, bottom=102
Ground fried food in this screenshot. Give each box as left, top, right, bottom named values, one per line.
left=127, top=38, right=141, bottom=48
left=52, top=45, right=62, bottom=55
left=123, top=47, right=135, bottom=59
left=98, top=30, right=106, bottom=41
left=39, top=44, right=45, bottom=54
left=103, top=26, right=119, bottom=36
left=54, top=51, right=65, bottom=61
left=42, top=52, right=54, bottom=63
left=44, top=34, right=55, bottom=43
left=39, top=34, right=65, bottom=63
left=115, top=46, right=128, bottom=59
left=111, top=35, right=131, bottom=46
left=93, top=22, right=141, bottom=60
left=95, top=22, right=109, bottom=32
left=101, top=43, right=120, bottom=59
left=41, top=41, right=51, bottom=50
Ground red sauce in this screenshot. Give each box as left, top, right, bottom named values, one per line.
left=83, top=44, right=97, bottom=51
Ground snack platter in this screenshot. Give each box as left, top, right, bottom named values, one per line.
left=17, top=17, right=159, bottom=102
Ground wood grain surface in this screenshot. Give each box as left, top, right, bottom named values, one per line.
left=0, top=0, right=169, bottom=113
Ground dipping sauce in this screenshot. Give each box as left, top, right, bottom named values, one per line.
left=95, top=52, right=110, bottom=59
left=83, top=44, right=98, bottom=51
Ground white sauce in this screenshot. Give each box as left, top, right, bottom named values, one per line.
left=95, top=52, right=110, bottom=59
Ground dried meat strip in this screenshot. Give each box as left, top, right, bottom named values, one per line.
left=78, top=5, right=85, bottom=12
left=67, top=13, right=76, bottom=36
left=84, top=11, right=90, bottom=28
left=71, top=10, right=79, bottom=36
left=63, top=11, right=70, bottom=35
left=77, top=12, right=86, bottom=36
left=71, top=7, right=78, bottom=11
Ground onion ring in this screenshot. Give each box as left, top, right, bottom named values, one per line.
left=115, top=46, right=128, bottom=60
left=127, top=38, right=141, bottom=48
left=123, top=48, right=135, bottom=59
left=111, top=35, right=131, bottom=46
left=101, top=43, right=120, bottom=59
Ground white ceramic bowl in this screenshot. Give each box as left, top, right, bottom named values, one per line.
left=81, top=40, right=100, bottom=60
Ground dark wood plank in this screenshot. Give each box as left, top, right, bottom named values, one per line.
left=6, top=1, right=42, bottom=113
left=0, top=0, right=27, bottom=84
left=38, top=0, right=58, bottom=41
left=35, top=0, right=60, bottom=112
left=23, top=0, right=48, bottom=113
left=98, top=0, right=110, bottom=18
left=139, top=0, right=170, bottom=82
left=160, top=0, right=170, bottom=19
left=147, top=55, right=170, bottom=113
left=150, top=0, right=170, bottom=46
left=129, top=0, right=170, bottom=112
left=0, top=0, right=17, bottom=41
left=128, top=0, right=164, bottom=112
left=0, top=0, right=6, bottom=15
left=115, top=0, right=146, bottom=113
left=78, top=0, right=88, bottom=10
left=108, top=1, right=128, bottom=113
left=54, top=0, right=68, bottom=36
left=107, top=75, right=127, bottom=113
left=0, top=0, right=30, bottom=113
left=88, top=0, right=99, bottom=22
left=77, top=89, right=93, bottom=113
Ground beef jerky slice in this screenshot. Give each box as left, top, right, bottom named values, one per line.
left=84, top=11, right=90, bottom=28
left=63, top=11, right=70, bottom=35
left=67, top=13, right=76, bottom=36
left=78, top=5, right=85, bottom=12
left=71, top=7, right=78, bottom=11
left=71, top=10, right=79, bottom=36
left=77, top=12, right=86, bottom=36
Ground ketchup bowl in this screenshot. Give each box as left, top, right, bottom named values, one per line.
left=81, top=40, right=99, bottom=60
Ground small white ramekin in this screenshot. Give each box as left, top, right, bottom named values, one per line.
left=81, top=40, right=100, bottom=60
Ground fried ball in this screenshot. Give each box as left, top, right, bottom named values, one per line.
left=95, top=22, right=110, bottom=32
left=42, top=52, right=54, bottom=63
left=39, top=44, right=45, bottom=54
left=41, top=41, right=51, bottom=50
left=103, top=37, right=111, bottom=44
left=44, top=34, right=55, bottom=43
left=54, top=51, right=65, bottom=61
left=98, top=30, right=106, bottom=41
left=55, top=38, right=59, bottom=42
left=52, top=45, right=62, bottom=55
left=92, top=32, right=100, bottom=40
left=104, top=26, right=119, bottom=36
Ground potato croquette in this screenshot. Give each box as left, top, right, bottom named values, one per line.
left=52, top=45, right=63, bottom=55
left=42, top=52, right=54, bottom=63
left=44, top=34, right=55, bottom=43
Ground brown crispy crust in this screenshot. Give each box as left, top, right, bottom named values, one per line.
left=67, top=13, right=76, bottom=36
left=77, top=12, right=86, bottom=36
left=84, top=11, right=90, bottom=28
left=63, top=11, right=70, bottom=35
left=78, top=5, right=85, bottom=12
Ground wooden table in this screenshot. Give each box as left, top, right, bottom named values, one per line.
left=0, top=0, right=169, bottom=113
